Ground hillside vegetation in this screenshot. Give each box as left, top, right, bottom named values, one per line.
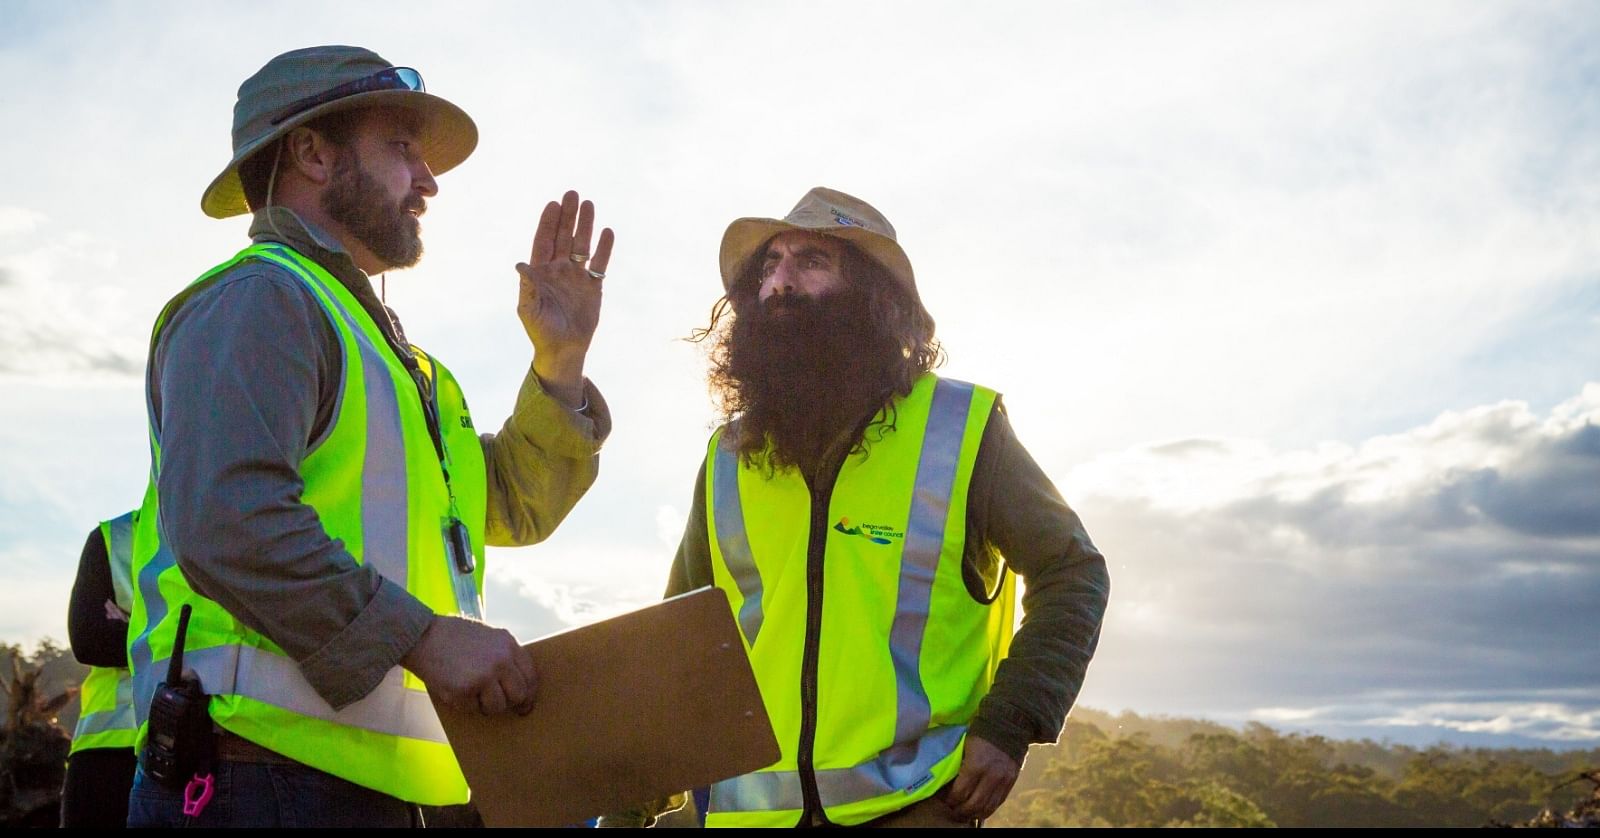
left=991, top=707, right=1600, bottom=827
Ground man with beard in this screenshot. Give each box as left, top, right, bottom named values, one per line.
left=643, top=188, right=1110, bottom=827
left=124, top=46, right=614, bottom=826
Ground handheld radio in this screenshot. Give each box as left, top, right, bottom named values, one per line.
left=141, top=604, right=214, bottom=788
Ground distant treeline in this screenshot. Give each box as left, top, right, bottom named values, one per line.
left=2, top=640, right=84, bottom=826
left=991, top=707, right=1600, bottom=827
left=6, top=641, right=1596, bottom=827
left=0, top=640, right=87, bottom=727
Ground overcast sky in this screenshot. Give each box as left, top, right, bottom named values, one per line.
left=1, top=1, right=1595, bottom=750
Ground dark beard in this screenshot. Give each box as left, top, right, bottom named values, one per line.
left=714, top=287, right=908, bottom=473
left=321, top=150, right=424, bottom=269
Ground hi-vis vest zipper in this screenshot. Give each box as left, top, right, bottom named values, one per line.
left=126, top=243, right=487, bottom=806
left=704, top=374, right=1017, bottom=826
left=71, top=511, right=139, bottom=754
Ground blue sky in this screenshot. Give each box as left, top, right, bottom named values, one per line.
left=1, top=1, right=1596, bottom=750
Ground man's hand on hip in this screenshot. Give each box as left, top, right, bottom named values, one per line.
left=402, top=615, right=538, bottom=715
left=942, top=734, right=1021, bottom=822
left=516, top=189, right=615, bottom=409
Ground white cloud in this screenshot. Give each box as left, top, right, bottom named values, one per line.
left=485, top=571, right=608, bottom=633
left=0, top=210, right=148, bottom=381
left=0, top=206, right=47, bottom=236
left=481, top=541, right=667, bottom=642
left=1251, top=693, right=1600, bottom=744
left=1073, top=382, right=1600, bottom=744
left=655, top=504, right=684, bottom=552
left=1071, top=384, right=1600, bottom=517
left=0, top=543, right=77, bottom=644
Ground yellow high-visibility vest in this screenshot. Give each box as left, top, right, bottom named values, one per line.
left=70, top=511, right=138, bottom=754
left=126, top=243, right=488, bottom=805
left=704, top=374, right=1016, bottom=826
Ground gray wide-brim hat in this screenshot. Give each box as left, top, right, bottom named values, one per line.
left=201, top=45, right=478, bottom=219
left=720, top=187, right=924, bottom=314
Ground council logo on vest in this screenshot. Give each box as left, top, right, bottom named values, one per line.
left=832, top=517, right=904, bottom=545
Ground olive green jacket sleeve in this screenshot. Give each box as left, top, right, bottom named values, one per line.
left=481, top=365, right=611, bottom=548
left=665, top=400, right=1110, bottom=767
left=963, top=403, right=1110, bottom=765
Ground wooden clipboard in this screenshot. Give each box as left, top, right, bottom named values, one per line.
left=433, top=586, right=779, bottom=827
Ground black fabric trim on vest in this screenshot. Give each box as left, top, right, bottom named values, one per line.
left=792, top=409, right=884, bottom=827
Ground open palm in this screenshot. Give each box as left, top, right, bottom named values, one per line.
left=516, top=190, right=615, bottom=361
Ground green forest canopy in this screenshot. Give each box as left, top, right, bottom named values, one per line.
left=991, top=707, right=1600, bottom=827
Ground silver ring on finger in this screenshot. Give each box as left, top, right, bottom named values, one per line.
left=569, top=252, right=589, bottom=263
left=586, top=268, right=606, bottom=280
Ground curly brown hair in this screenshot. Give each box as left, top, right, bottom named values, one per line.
left=690, top=236, right=944, bottom=472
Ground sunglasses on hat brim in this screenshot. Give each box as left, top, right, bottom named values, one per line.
left=270, top=67, right=424, bottom=126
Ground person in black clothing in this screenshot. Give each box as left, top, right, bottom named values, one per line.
left=62, top=521, right=137, bottom=828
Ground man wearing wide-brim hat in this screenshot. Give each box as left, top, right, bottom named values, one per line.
left=631, top=187, right=1110, bottom=826
left=125, top=45, right=616, bottom=827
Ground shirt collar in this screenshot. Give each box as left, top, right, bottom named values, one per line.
left=247, top=207, right=366, bottom=287
left=245, top=207, right=411, bottom=352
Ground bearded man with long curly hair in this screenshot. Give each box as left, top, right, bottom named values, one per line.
left=661, top=188, right=1110, bottom=828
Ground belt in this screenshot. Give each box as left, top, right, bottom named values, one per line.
left=212, top=729, right=299, bottom=766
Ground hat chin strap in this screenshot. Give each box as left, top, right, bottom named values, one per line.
left=264, top=140, right=288, bottom=246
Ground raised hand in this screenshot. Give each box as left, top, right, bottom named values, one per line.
left=515, top=190, right=615, bottom=408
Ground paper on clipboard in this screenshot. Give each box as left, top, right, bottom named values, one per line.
left=432, top=586, right=779, bottom=827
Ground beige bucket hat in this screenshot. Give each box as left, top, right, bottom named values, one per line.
left=719, top=187, right=924, bottom=313
left=200, top=45, right=478, bottom=219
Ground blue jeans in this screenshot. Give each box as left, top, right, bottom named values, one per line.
left=127, top=761, right=422, bottom=828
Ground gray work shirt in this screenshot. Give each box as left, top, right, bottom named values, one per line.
left=149, top=208, right=610, bottom=709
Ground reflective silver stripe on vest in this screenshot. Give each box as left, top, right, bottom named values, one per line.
left=74, top=676, right=136, bottom=739
left=129, top=541, right=177, bottom=727
left=256, top=248, right=411, bottom=589
left=712, top=431, right=765, bottom=645
left=106, top=511, right=136, bottom=613
left=713, top=379, right=979, bottom=815
left=75, top=704, right=137, bottom=739
left=889, top=379, right=974, bottom=747
left=145, top=644, right=448, bottom=744
left=134, top=246, right=423, bottom=725
left=711, top=724, right=968, bottom=813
